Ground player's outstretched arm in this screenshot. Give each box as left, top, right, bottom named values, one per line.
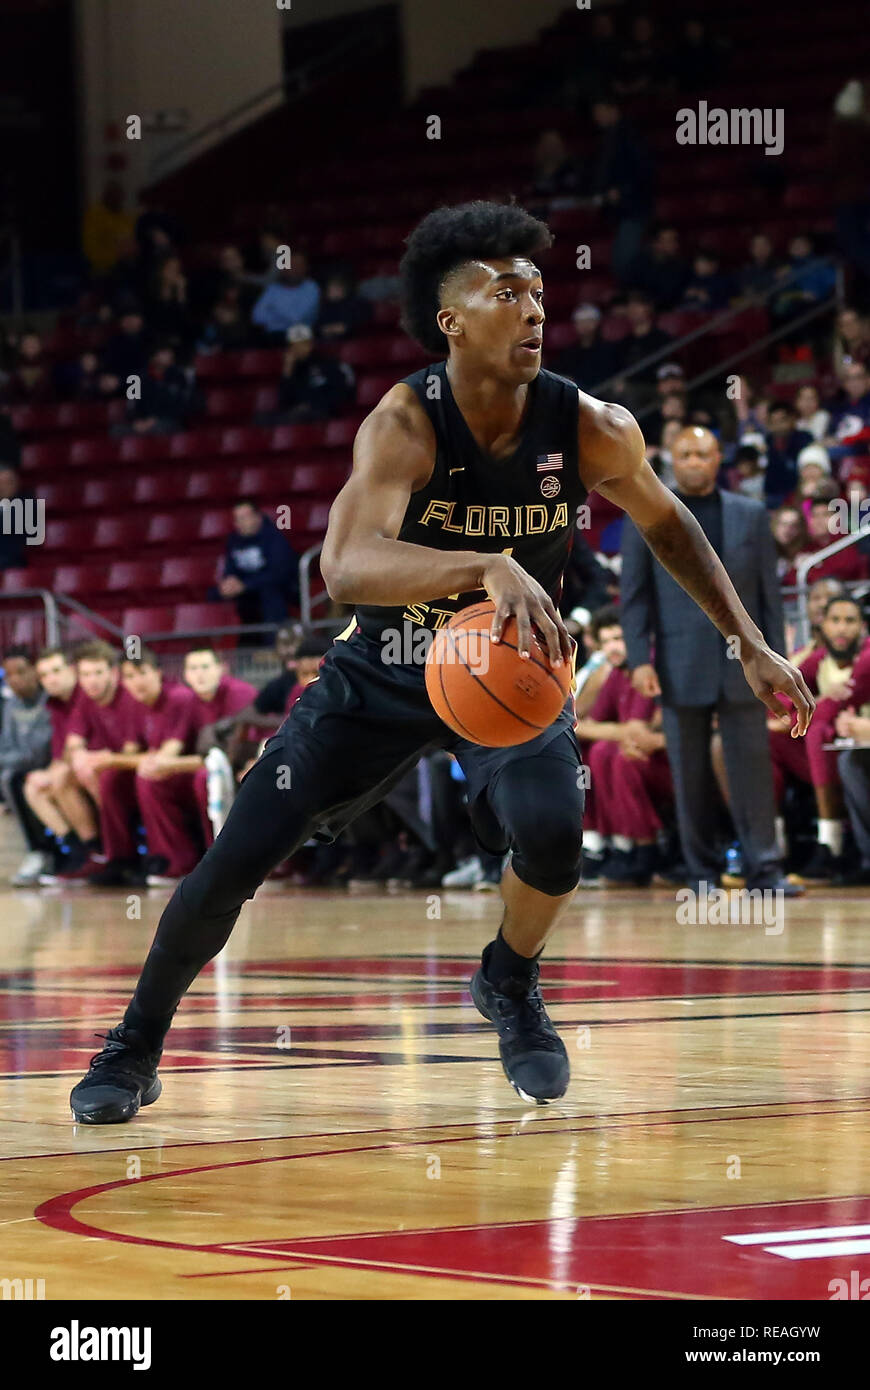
left=321, top=388, right=570, bottom=664
left=580, top=396, right=815, bottom=736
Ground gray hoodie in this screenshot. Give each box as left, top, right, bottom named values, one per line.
left=0, top=690, right=52, bottom=772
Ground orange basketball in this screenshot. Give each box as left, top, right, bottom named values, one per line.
left=424, top=600, right=572, bottom=747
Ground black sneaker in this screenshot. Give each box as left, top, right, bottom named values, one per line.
left=470, top=945, right=569, bottom=1104
left=88, top=858, right=145, bottom=888
left=70, top=1024, right=162, bottom=1124
left=601, top=844, right=658, bottom=887
left=795, top=842, right=841, bottom=884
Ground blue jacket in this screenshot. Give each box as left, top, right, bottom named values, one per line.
left=224, top=517, right=299, bottom=599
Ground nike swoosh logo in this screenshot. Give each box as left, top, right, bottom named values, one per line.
left=449, top=467, right=465, bottom=474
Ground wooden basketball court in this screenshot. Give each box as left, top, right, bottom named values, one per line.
left=2, top=833, right=869, bottom=1301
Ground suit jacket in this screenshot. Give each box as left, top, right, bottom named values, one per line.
left=619, top=488, right=785, bottom=707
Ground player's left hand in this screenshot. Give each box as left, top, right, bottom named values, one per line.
left=740, top=643, right=815, bottom=737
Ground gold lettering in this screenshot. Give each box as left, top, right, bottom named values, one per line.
left=402, top=602, right=430, bottom=624
left=513, top=505, right=523, bottom=536
left=489, top=507, right=510, bottom=537
left=549, top=502, right=569, bottom=530
left=443, top=501, right=464, bottom=533
left=465, top=504, right=484, bottom=536
left=419, top=500, right=451, bottom=528
left=430, top=607, right=457, bottom=629
left=526, top=505, right=547, bottom=534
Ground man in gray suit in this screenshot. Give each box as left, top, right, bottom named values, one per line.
left=620, top=425, right=801, bottom=894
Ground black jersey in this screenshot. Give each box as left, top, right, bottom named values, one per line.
left=354, top=361, right=587, bottom=647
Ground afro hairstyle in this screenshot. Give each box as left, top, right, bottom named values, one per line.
left=399, top=200, right=553, bottom=356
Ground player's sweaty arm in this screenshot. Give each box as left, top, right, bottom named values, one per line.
left=321, top=389, right=571, bottom=665
left=582, top=397, right=815, bottom=736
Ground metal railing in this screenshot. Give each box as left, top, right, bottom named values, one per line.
left=792, top=527, right=870, bottom=648
left=591, top=257, right=844, bottom=416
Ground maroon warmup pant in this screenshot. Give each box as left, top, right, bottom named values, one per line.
left=584, top=740, right=673, bottom=837
left=97, top=768, right=138, bottom=861
left=135, top=772, right=207, bottom=876
left=769, top=698, right=841, bottom=804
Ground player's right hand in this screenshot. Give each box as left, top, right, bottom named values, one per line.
left=480, top=553, right=573, bottom=668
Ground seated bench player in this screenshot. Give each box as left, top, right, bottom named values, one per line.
left=104, top=648, right=204, bottom=887
left=769, top=595, right=870, bottom=882
left=63, top=640, right=143, bottom=884
left=574, top=605, right=673, bottom=886
left=181, top=647, right=256, bottom=836
left=24, top=647, right=102, bottom=883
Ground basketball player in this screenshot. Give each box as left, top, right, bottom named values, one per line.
left=71, top=202, right=814, bottom=1121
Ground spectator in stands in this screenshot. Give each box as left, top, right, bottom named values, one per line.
left=102, top=306, right=149, bottom=380
left=529, top=130, right=582, bottom=204
left=114, top=343, right=193, bottom=436
left=643, top=363, right=689, bottom=440
left=0, top=647, right=52, bottom=887
left=82, top=180, right=136, bottom=278
left=731, top=443, right=766, bottom=501
left=733, top=376, right=771, bottom=438
left=197, top=284, right=250, bottom=353
left=679, top=248, right=732, bottom=312
left=764, top=402, right=814, bottom=506
left=0, top=463, right=34, bottom=571
left=770, top=595, right=869, bottom=881
left=251, top=253, right=320, bottom=341
left=573, top=605, right=672, bottom=887
left=772, top=233, right=837, bottom=322
left=826, top=361, right=870, bottom=445
left=627, top=225, right=689, bottom=310
left=266, top=323, right=354, bottom=423
left=613, top=15, right=665, bottom=98
left=145, top=254, right=193, bottom=353
left=555, top=304, right=618, bottom=392
left=54, top=349, right=100, bottom=402
left=770, top=502, right=810, bottom=581
left=613, top=291, right=673, bottom=389
left=246, top=225, right=285, bottom=288
left=795, top=445, right=833, bottom=506
left=833, top=306, right=870, bottom=373
left=794, top=383, right=830, bottom=441
left=134, top=202, right=184, bottom=276
left=735, top=233, right=780, bottom=303
left=6, top=332, right=51, bottom=404
left=316, top=269, right=373, bottom=340
left=217, top=499, right=300, bottom=640
left=588, top=98, right=654, bottom=281
left=802, top=495, right=869, bottom=583
left=670, top=17, right=728, bottom=92
left=21, top=646, right=101, bottom=884
left=193, top=244, right=258, bottom=324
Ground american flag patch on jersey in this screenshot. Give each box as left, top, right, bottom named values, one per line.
left=536, top=452, right=563, bottom=471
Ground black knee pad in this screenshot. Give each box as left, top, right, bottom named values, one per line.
left=511, top=814, right=585, bottom=896
left=488, top=738, right=586, bottom=896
